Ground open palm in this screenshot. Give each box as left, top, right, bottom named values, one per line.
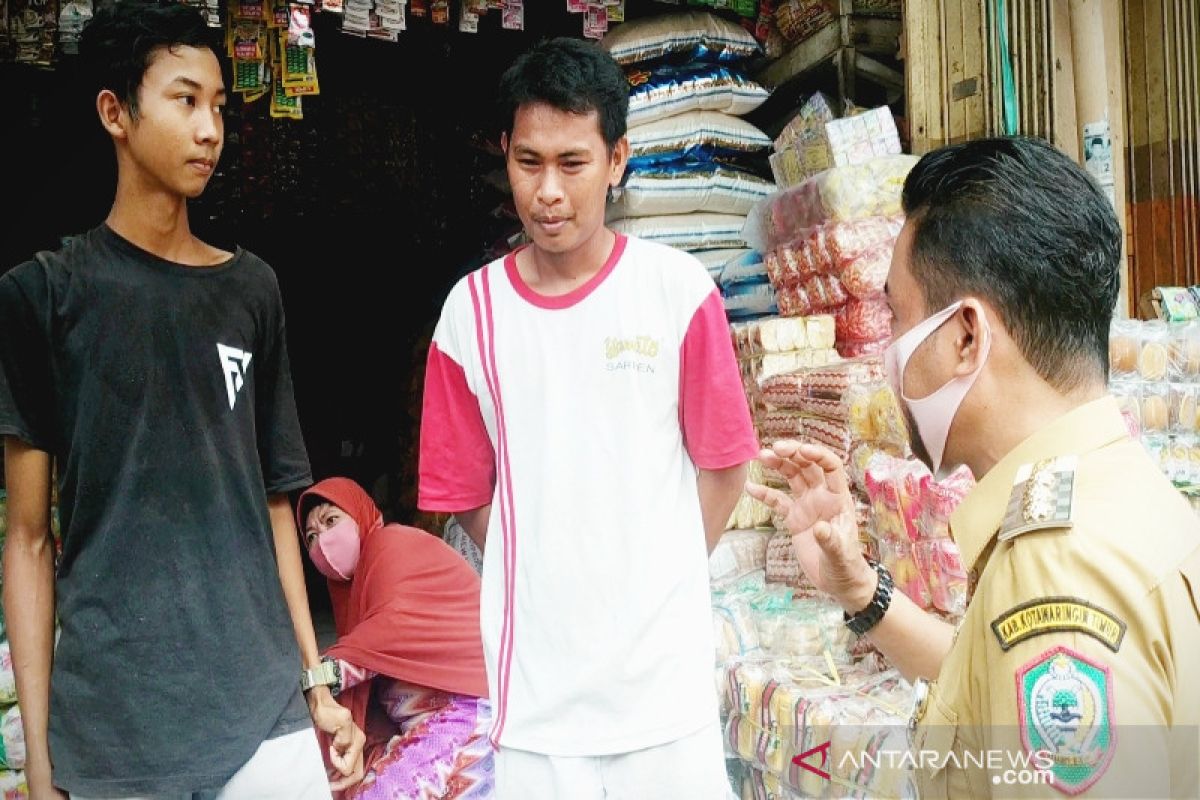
left=745, top=441, right=864, bottom=600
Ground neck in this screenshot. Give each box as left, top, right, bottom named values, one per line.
left=105, top=160, right=195, bottom=261
left=528, top=225, right=615, bottom=289
left=958, top=375, right=1108, bottom=479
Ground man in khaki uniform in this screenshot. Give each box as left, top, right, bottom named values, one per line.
left=749, top=137, right=1200, bottom=798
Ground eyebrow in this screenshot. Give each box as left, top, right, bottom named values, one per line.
left=168, top=76, right=227, bottom=97
left=511, top=145, right=590, bottom=159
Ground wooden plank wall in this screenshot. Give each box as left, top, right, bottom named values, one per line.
left=905, top=0, right=1075, bottom=154
left=1124, top=0, right=1200, bottom=300
left=904, top=0, right=990, bottom=153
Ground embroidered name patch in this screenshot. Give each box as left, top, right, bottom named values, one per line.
left=991, top=597, right=1126, bottom=653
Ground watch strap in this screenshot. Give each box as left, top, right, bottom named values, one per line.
left=843, top=558, right=894, bottom=636
left=301, top=657, right=341, bottom=694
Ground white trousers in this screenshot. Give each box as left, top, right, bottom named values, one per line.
left=494, top=721, right=733, bottom=800
left=70, top=727, right=331, bottom=800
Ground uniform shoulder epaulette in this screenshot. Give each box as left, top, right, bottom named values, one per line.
left=998, top=455, right=1078, bottom=541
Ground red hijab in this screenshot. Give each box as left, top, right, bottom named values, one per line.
left=297, top=478, right=487, bottom=771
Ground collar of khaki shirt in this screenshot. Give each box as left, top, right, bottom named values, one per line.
left=950, top=394, right=1129, bottom=575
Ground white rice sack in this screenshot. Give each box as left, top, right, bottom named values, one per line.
left=627, top=62, right=768, bottom=127
left=600, top=10, right=760, bottom=65
left=612, top=212, right=749, bottom=250
left=719, top=250, right=767, bottom=287
left=611, top=165, right=775, bottom=218
left=691, top=248, right=752, bottom=280
left=724, top=279, right=778, bottom=320
left=627, top=110, right=771, bottom=167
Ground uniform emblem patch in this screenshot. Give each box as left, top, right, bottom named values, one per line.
left=991, top=597, right=1126, bottom=652
left=1017, top=646, right=1115, bottom=795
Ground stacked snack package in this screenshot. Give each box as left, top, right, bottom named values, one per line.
left=747, top=152, right=917, bottom=357
left=0, top=492, right=27, bottom=798
left=858, top=453, right=974, bottom=616
left=771, top=93, right=904, bottom=190
left=602, top=12, right=779, bottom=320
left=757, top=358, right=902, bottom=594
left=712, top=360, right=976, bottom=795
left=710, top=338, right=964, bottom=794
left=1108, top=317, right=1200, bottom=513
left=725, top=661, right=914, bottom=799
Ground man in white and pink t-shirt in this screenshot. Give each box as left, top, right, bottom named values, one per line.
left=418, top=38, right=757, bottom=799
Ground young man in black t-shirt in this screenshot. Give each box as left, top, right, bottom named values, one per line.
left=0, top=3, right=364, bottom=797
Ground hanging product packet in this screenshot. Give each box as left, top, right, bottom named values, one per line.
left=287, top=3, right=314, bottom=45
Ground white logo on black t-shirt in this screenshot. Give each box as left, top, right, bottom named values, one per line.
left=217, top=344, right=253, bottom=410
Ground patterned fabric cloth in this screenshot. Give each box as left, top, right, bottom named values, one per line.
left=345, top=678, right=494, bottom=800
left=442, top=518, right=483, bottom=576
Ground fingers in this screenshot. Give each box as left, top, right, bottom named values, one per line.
left=797, top=443, right=851, bottom=495
left=760, top=441, right=847, bottom=494
left=744, top=481, right=792, bottom=516
left=330, top=760, right=364, bottom=792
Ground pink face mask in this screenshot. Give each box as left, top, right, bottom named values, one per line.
left=884, top=300, right=991, bottom=474
left=308, top=518, right=361, bottom=582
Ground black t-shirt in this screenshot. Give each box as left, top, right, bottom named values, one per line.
left=0, top=225, right=313, bottom=795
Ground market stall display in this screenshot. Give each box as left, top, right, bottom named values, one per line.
left=746, top=128, right=916, bottom=356
left=1109, top=316, right=1200, bottom=511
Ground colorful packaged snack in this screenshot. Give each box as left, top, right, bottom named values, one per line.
left=1139, top=320, right=1171, bottom=381
left=1140, top=381, right=1171, bottom=433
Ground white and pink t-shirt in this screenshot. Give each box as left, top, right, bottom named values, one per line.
left=418, top=234, right=757, bottom=756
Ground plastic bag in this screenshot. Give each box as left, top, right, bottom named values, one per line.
left=626, top=110, right=770, bottom=168
left=626, top=62, right=769, bottom=126
left=835, top=296, right=893, bottom=343
left=600, top=9, right=761, bottom=65
left=745, top=156, right=919, bottom=252
left=611, top=163, right=775, bottom=219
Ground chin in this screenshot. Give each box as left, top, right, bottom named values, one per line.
left=529, top=233, right=578, bottom=254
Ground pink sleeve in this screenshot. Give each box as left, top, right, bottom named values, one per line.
left=679, top=289, right=759, bottom=470
left=418, top=342, right=496, bottom=512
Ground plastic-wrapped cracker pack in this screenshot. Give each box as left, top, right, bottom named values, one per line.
left=725, top=664, right=915, bottom=798
left=711, top=529, right=774, bottom=588
left=759, top=357, right=886, bottom=408
left=746, top=156, right=918, bottom=253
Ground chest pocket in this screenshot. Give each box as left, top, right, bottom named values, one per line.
left=911, top=679, right=959, bottom=800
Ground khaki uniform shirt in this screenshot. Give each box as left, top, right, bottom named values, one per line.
left=911, top=397, right=1200, bottom=798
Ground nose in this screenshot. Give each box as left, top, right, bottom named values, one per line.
left=195, top=106, right=222, bottom=147
left=535, top=167, right=565, bottom=208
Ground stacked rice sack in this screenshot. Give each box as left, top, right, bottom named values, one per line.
left=601, top=12, right=778, bottom=320
left=0, top=493, right=28, bottom=798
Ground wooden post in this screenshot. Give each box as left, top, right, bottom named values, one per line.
left=1069, top=0, right=1131, bottom=316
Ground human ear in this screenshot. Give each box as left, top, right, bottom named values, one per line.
left=97, top=89, right=131, bottom=140
left=953, top=299, right=991, bottom=377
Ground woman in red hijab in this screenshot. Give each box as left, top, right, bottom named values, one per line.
left=297, top=477, right=492, bottom=800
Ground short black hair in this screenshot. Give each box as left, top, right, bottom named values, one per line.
left=901, top=136, right=1121, bottom=390
left=497, top=37, right=629, bottom=150
left=79, top=0, right=214, bottom=117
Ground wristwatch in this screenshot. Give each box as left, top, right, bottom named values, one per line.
left=843, top=558, right=894, bottom=636
left=300, top=656, right=342, bottom=695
